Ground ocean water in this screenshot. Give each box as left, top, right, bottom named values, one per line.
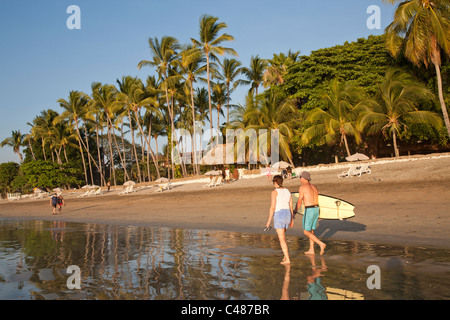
left=0, top=218, right=449, bottom=300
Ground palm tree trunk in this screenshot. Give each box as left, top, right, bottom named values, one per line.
left=434, top=62, right=450, bottom=138
left=190, top=85, right=198, bottom=175
left=227, top=84, right=232, bottom=125
left=154, top=134, right=160, bottom=179
left=393, top=130, right=399, bottom=157
left=28, top=138, right=36, bottom=161
left=106, top=122, right=116, bottom=186
left=163, top=83, right=175, bottom=179
left=206, top=54, right=214, bottom=148
left=146, top=139, right=151, bottom=181
left=83, top=124, right=94, bottom=185
left=128, top=110, right=141, bottom=183
left=95, top=125, right=104, bottom=186
left=41, top=138, right=47, bottom=161
left=76, top=133, right=88, bottom=185
left=342, top=133, right=351, bottom=158
left=170, top=93, right=176, bottom=179
left=63, top=146, right=69, bottom=163
left=109, top=119, right=129, bottom=181
left=133, top=109, right=161, bottom=179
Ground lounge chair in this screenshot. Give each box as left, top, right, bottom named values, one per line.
left=7, top=193, right=21, bottom=201
left=91, top=188, right=103, bottom=196
left=338, top=165, right=358, bottom=178
left=78, top=189, right=96, bottom=198
left=155, top=182, right=172, bottom=192
left=352, top=164, right=371, bottom=177
left=120, top=185, right=135, bottom=194
left=203, top=176, right=217, bottom=188
left=213, top=176, right=223, bottom=186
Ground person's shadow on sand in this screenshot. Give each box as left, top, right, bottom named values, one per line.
left=314, top=220, right=366, bottom=239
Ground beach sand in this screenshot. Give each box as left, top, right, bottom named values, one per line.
left=1, top=153, right=450, bottom=249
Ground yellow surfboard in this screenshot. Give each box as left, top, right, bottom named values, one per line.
left=292, top=192, right=355, bottom=220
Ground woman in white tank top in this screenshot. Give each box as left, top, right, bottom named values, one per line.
left=266, top=175, right=294, bottom=265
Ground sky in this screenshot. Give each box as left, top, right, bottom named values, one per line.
left=0, top=0, right=394, bottom=163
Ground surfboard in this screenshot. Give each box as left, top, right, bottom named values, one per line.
left=291, top=192, right=355, bottom=220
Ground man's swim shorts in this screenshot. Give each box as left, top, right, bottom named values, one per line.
left=303, top=206, right=320, bottom=231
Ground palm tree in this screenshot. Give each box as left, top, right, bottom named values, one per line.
left=58, top=90, right=105, bottom=185
left=23, top=130, right=36, bottom=161
left=1, top=130, right=25, bottom=163
left=219, top=58, right=246, bottom=124
left=242, top=55, right=268, bottom=96
left=212, top=81, right=227, bottom=138
left=384, top=0, right=450, bottom=137
left=252, top=93, right=300, bottom=166
left=31, top=109, right=59, bottom=162
left=138, top=36, right=181, bottom=178
left=176, top=45, right=206, bottom=174
left=228, top=92, right=299, bottom=166
left=263, top=50, right=301, bottom=88
left=117, top=76, right=161, bottom=181
left=359, top=70, right=442, bottom=157
left=57, top=92, right=90, bottom=184
left=46, top=120, right=77, bottom=165
left=301, top=78, right=367, bottom=157
left=90, top=84, right=126, bottom=185
left=191, top=15, right=237, bottom=147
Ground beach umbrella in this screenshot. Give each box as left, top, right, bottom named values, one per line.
left=345, top=153, right=369, bottom=162
left=271, top=161, right=291, bottom=169
left=204, top=170, right=221, bottom=176
left=123, top=181, right=136, bottom=186
left=155, top=177, right=169, bottom=183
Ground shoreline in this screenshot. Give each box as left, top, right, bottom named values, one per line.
left=1, top=153, right=450, bottom=250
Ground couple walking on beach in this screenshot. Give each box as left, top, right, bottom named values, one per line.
left=265, top=172, right=326, bottom=265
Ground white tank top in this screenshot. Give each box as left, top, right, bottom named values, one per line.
left=275, top=188, right=291, bottom=211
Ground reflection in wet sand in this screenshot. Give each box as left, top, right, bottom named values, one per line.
left=0, top=219, right=449, bottom=300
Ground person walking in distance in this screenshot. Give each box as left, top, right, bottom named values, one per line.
left=294, top=171, right=326, bottom=255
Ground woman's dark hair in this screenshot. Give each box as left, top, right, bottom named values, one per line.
left=273, top=175, right=283, bottom=186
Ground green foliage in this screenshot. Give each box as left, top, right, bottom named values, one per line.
left=268, top=35, right=395, bottom=110
left=20, top=160, right=83, bottom=190
left=0, top=162, right=20, bottom=196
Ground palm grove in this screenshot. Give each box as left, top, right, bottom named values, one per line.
left=1, top=2, right=449, bottom=195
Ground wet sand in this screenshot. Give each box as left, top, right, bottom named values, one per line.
left=1, top=153, right=450, bottom=249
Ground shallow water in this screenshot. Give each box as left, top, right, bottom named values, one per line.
left=0, top=218, right=449, bottom=300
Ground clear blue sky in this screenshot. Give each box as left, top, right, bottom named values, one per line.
left=0, top=0, right=393, bottom=163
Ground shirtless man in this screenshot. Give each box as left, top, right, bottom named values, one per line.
left=294, top=171, right=326, bottom=255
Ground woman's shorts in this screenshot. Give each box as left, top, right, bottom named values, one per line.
left=303, top=206, right=320, bottom=231
left=274, top=209, right=291, bottom=229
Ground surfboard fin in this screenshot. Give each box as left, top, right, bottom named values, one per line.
left=335, top=201, right=343, bottom=221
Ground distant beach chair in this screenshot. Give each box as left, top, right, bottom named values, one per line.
left=34, top=193, right=44, bottom=199
left=338, top=165, right=358, bottom=178
left=7, top=193, right=21, bottom=201
left=91, top=188, right=103, bottom=196
left=155, top=182, right=172, bottom=192
left=120, top=185, right=135, bottom=194
left=352, top=164, right=371, bottom=177
left=78, top=189, right=94, bottom=198
left=213, top=176, right=223, bottom=187
left=203, top=176, right=217, bottom=188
